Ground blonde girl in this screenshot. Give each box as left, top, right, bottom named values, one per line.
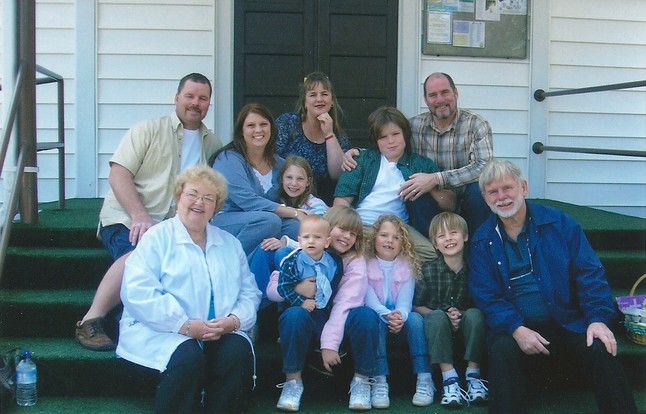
left=364, top=214, right=434, bottom=408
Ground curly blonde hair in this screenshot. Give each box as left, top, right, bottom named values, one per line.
left=366, top=214, right=421, bottom=278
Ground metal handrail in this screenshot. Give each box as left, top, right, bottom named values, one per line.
left=0, top=65, right=26, bottom=175
left=0, top=149, right=27, bottom=280
left=0, top=65, right=65, bottom=209
left=35, top=65, right=65, bottom=209
left=534, top=80, right=646, bottom=101
left=532, top=142, right=646, bottom=158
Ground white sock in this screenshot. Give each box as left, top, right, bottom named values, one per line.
left=374, top=375, right=387, bottom=384
left=466, top=367, right=480, bottom=379
left=417, top=372, right=432, bottom=382
left=441, top=368, right=459, bottom=382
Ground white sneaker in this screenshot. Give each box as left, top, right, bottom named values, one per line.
left=370, top=380, right=390, bottom=409
left=276, top=380, right=304, bottom=412
left=412, top=377, right=435, bottom=406
left=466, top=373, right=489, bottom=404
left=348, top=377, right=372, bottom=410
left=441, top=377, right=468, bottom=407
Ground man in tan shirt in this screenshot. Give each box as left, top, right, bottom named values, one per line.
left=75, top=73, right=222, bottom=351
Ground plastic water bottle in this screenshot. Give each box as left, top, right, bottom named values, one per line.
left=15, top=350, right=37, bottom=406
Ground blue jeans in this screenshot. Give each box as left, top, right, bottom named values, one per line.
left=375, top=311, right=431, bottom=376
left=459, top=182, right=491, bottom=236
left=248, top=245, right=293, bottom=309
left=211, top=211, right=299, bottom=255
left=98, top=224, right=136, bottom=260
left=279, top=305, right=379, bottom=377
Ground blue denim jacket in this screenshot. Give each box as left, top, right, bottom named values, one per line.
left=468, top=201, right=615, bottom=336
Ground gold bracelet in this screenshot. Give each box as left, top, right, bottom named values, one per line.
left=182, top=319, right=191, bottom=336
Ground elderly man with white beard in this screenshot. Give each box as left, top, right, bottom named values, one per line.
left=467, top=159, right=636, bottom=414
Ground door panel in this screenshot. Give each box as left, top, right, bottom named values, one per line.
left=235, top=0, right=398, bottom=148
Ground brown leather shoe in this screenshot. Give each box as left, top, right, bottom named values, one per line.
left=75, top=317, right=116, bottom=351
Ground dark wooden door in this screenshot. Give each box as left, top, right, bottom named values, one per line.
left=234, top=0, right=398, bottom=148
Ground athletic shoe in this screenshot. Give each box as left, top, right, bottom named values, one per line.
left=441, top=377, right=467, bottom=407
left=466, top=373, right=489, bottom=404
left=370, top=380, right=390, bottom=409
left=348, top=377, right=373, bottom=410
left=412, top=377, right=435, bottom=406
left=276, top=380, right=304, bottom=412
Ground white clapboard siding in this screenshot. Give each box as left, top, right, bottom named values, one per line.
left=0, top=0, right=76, bottom=203
left=95, top=0, right=215, bottom=193
left=546, top=0, right=646, bottom=217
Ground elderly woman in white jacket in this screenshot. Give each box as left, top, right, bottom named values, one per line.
left=116, top=164, right=261, bottom=413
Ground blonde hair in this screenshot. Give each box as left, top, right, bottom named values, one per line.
left=299, top=214, right=330, bottom=235
left=428, top=212, right=468, bottom=244
left=324, top=205, right=364, bottom=259
left=366, top=214, right=421, bottom=278
left=173, top=165, right=228, bottom=214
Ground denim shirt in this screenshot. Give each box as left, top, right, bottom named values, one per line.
left=467, top=201, right=615, bottom=336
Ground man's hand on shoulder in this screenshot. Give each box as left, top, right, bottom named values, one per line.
left=342, top=148, right=360, bottom=171
left=512, top=326, right=550, bottom=355
left=129, top=213, right=155, bottom=246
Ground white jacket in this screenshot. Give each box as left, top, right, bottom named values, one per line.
left=116, top=215, right=261, bottom=372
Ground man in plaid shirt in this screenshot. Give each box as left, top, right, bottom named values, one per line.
left=343, top=73, right=493, bottom=236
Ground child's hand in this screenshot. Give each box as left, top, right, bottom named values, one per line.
left=386, top=310, right=403, bottom=322
left=447, top=307, right=462, bottom=332
left=386, top=311, right=404, bottom=333
left=295, top=276, right=317, bottom=298
left=321, top=349, right=342, bottom=372
left=301, top=299, right=316, bottom=312
left=260, top=237, right=285, bottom=251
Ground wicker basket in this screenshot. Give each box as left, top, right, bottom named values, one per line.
left=617, top=274, right=646, bottom=346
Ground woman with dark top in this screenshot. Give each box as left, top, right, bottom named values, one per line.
left=275, top=72, right=350, bottom=204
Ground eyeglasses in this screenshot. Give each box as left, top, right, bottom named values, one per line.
left=183, top=191, right=216, bottom=206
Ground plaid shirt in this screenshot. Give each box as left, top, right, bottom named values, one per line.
left=414, top=255, right=473, bottom=311
left=277, top=249, right=343, bottom=308
left=334, top=148, right=440, bottom=205
left=409, top=108, right=493, bottom=190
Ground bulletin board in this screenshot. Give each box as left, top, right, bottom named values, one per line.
left=422, top=0, right=529, bottom=59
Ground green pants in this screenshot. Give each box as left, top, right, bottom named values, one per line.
left=423, top=308, right=486, bottom=365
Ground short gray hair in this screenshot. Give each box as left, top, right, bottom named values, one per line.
left=479, top=159, right=525, bottom=193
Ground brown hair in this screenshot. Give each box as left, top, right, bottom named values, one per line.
left=295, top=71, right=344, bottom=136
left=212, top=102, right=278, bottom=168
left=367, top=106, right=412, bottom=156
left=278, top=156, right=316, bottom=208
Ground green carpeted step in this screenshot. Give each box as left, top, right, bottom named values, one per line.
left=0, top=290, right=94, bottom=337
left=2, top=388, right=646, bottom=414
left=9, top=199, right=103, bottom=248
left=598, top=250, right=646, bottom=290
left=0, top=332, right=644, bottom=400
left=531, top=199, right=646, bottom=249
left=2, top=247, right=111, bottom=290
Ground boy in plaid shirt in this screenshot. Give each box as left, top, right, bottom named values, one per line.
left=413, top=212, right=487, bottom=406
